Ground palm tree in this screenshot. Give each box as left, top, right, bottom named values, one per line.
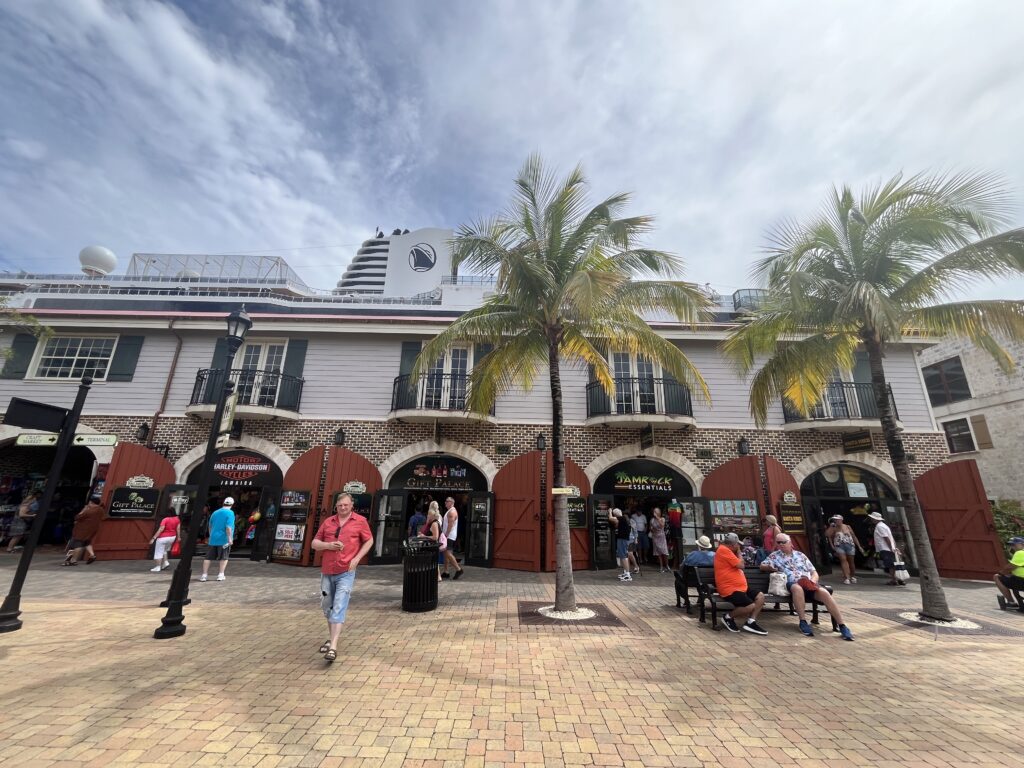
left=415, top=155, right=711, bottom=612
left=724, top=171, right=1024, bottom=621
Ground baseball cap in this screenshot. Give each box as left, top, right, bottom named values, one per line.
left=696, top=535, right=712, bottom=550
left=1009, top=536, right=1024, bottom=546
left=723, top=532, right=741, bottom=545
left=223, top=497, right=235, bottom=506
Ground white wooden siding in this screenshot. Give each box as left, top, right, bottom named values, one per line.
left=881, top=344, right=935, bottom=430
left=299, top=337, right=400, bottom=418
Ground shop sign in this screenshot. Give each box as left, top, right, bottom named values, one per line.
left=782, top=490, right=798, bottom=504
left=275, top=523, right=302, bottom=541
left=108, top=487, right=160, bottom=519
left=208, top=451, right=282, bottom=486
left=847, top=482, right=869, bottom=498
left=778, top=502, right=805, bottom=534
left=390, top=457, right=487, bottom=491
left=552, top=486, right=579, bottom=496
left=842, top=430, right=873, bottom=454
left=126, top=475, right=155, bottom=489
left=566, top=497, right=587, bottom=529
left=594, top=459, right=692, bottom=495
left=708, top=499, right=759, bottom=532
left=343, top=480, right=367, bottom=495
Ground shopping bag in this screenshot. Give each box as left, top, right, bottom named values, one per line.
left=894, top=551, right=910, bottom=582
left=170, top=540, right=181, bottom=558
left=768, top=572, right=789, bottom=597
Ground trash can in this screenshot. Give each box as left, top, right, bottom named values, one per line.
left=402, top=536, right=439, bottom=612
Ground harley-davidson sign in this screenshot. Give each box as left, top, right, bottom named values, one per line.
left=211, top=451, right=282, bottom=486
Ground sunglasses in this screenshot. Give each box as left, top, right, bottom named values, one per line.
left=775, top=539, right=791, bottom=544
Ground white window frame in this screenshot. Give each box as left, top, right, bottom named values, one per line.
left=608, top=351, right=663, bottom=415
left=237, top=338, right=289, bottom=372
left=28, top=334, right=120, bottom=382
left=940, top=417, right=977, bottom=455
left=422, top=347, right=473, bottom=410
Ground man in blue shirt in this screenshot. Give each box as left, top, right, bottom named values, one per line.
left=407, top=505, right=427, bottom=540
left=682, top=535, right=716, bottom=567
left=201, top=496, right=235, bottom=582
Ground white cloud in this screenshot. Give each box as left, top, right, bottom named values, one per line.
left=0, top=0, right=1022, bottom=302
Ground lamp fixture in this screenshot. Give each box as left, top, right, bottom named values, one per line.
left=134, top=423, right=150, bottom=443
left=536, top=433, right=546, bottom=452
left=224, top=305, right=252, bottom=353
left=333, top=427, right=346, bottom=446
left=737, top=437, right=751, bottom=456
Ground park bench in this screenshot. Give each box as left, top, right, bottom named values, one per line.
left=694, top=566, right=837, bottom=632
left=998, top=583, right=1024, bottom=612
left=673, top=564, right=701, bottom=613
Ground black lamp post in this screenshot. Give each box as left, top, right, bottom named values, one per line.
left=155, top=307, right=251, bottom=639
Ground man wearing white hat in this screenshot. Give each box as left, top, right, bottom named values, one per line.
left=201, top=496, right=236, bottom=582
left=868, top=510, right=904, bottom=586
left=683, top=535, right=716, bottom=567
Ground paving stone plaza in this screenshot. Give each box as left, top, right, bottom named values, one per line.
left=1, top=553, right=1022, bottom=767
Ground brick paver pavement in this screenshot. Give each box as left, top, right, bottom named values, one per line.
left=1, top=551, right=1022, bottom=767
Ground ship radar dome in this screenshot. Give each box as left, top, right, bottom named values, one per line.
left=79, top=245, right=117, bottom=277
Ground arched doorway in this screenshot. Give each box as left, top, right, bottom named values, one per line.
left=377, top=454, right=490, bottom=565
left=183, top=449, right=285, bottom=559
left=590, top=457, right=703, bottom=569
left=800, top=463, right=903, bottom=571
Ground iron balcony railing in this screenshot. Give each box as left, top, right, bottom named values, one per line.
left=586, top=377, right=694, bottom=418
left=190, top=368, right=305, bottom=412
left=782, top=381, right=899, bottom=423
left=391, top=373, right=494, bottom=415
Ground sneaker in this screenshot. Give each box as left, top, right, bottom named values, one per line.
left=742, top=620, right=767, bottom=636
left=150, top=566, right=162, bottom=573
left=843, top=578, right=851, bottom=585
left=453, top=569, right=464, bottom=580
left=722, top=615, right=740, bottom=633
left=799, top=619, right=814, bottom=637
left=216, top=573, right=225, bottom=581
left=441, top=572, right=451, bottom=579
left=161, top=562, right=171, bottom=570
left=850, top=577, right=857, bottom=584
left=839, top=624, right=854, bottom=641
left=620, top=574, right=632, bottom=582
left=199, top=575, right=208, bottom=582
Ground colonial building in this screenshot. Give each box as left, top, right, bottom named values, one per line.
left=0, top=233, right=1002, bottom=578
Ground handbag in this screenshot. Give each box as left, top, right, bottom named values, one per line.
left=768, top=572, right=789, bottom=597
left=170, top=540, right=181, bottom=557
left=894, top=550, right=910, bottom=582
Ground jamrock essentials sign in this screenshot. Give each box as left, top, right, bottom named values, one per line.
left=593, top=459, right=693, bottom=496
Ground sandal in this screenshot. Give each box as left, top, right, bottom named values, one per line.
left=61, top=560, right=78, bottom=566
left=86, top=556, right=96, bottom=565
left=324, top=648, right=337, bottom=663
left=318, top=641, right=331, bottom=654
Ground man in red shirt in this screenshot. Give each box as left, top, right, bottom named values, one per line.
left=713, top=532, right=767, bottom=635
left=311, top=493, right=373, bottom=662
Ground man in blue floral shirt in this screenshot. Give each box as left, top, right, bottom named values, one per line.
left=760, top=534, right=854, bottom=641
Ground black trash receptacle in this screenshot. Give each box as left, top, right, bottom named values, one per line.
left=402, top=536, right=439, bottom=612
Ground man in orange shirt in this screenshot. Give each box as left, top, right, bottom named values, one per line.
left=713, top=532, right=767, bottom=634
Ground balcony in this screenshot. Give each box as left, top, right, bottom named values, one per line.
left=782, top=381, right=901, bottom=432
left=389, top=373, right=496, bottom=424
left=185, top=368, right=304, bottom=421
left=585, top=377, right=696, bottom=429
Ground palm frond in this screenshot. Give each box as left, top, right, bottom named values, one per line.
left=903, top=300, right=1024, bottom=373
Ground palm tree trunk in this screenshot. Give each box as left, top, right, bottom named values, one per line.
left=548, top=335, right=576, bottom=612
left=862, top=331, right=954, bottom=621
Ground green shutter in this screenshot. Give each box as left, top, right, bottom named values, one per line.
left=396, top=341, right=422, bottom=410
left=399, top=341, right=422, bottom=376
left=1, top=333, right=39, bottom=380
left=105, top=335, right=144, bottom=382
left=587, top=363, right=611, bottom=416
left=276, top=340, right=307, bottom=410
left=203, top=337, right=229, bottom=404
left=473, top=343, right=493, bottom=367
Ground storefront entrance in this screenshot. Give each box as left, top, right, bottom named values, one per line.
left=799, top=464, right=911, bottom=572
left=378, top=456, right=492, bottom=566
left=185, top=449, right=284, bottom=559
left=590, top=459, right=705, bottom=569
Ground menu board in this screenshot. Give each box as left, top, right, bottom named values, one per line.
left=566, top=497, right=587, bottom=529
left=271, top=488, right=310, bottom=561
left=778, top=502, right=805, bottom=534
left=590, top=497, right=615, bottom=568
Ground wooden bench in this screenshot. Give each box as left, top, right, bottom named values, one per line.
left=998, top=582, right=1024, bottom=612
left=673, top=565, right=701, bottom=613
left=694, top=566, right=837, bottom=632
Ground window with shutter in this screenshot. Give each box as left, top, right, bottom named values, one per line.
left=969, top=414, right=994, bottom=449
left=941, top=419, right=976, bottom=454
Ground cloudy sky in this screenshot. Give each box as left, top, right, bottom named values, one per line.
left=2, top=0, right=1023, bottom=299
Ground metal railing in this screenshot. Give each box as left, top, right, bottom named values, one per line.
left=782, top=381, right=898, bottom=423
left=190, top=368, right=305, bottom=412
left=391, top=373, right=494, bottom=414
left=586, top=377, right=693, bottom=418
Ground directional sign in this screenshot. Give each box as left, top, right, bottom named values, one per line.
left=15, top=434, right=58, bottom=447
left=73, top=434, right=118, bottom=447
left=3, top=398, right=68, bottom=432
left=552, top=486, right=580, bottom=496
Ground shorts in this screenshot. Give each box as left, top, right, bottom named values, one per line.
left=723, top=588, right=761, bottom=608
left=153, top=536, right=176, bottom=561
left=998, top=574, right=1024, bottom=590
left=9, top=517, right=28, bottom=537
left=834, top=542, right=855, bottom=556
left=638, top=532, right=650, bottom=550
left=616, top=539, right=629, bottom=559
left=878, top=550, right=896, bottom=571
left=205, top=544, right=230, bottom=562
left=321, top=571, right=356, bottom=624
left=67, top=538, right=91, bottom=550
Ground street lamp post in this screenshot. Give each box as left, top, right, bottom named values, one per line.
left=0, top=376, right=93, bottom=633
left=154, top=307, right=251, bottom=639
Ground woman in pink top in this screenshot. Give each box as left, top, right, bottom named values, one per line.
left=150, top=513, right=181, bottom=573
left=762, top=514, right=782, bottom=553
